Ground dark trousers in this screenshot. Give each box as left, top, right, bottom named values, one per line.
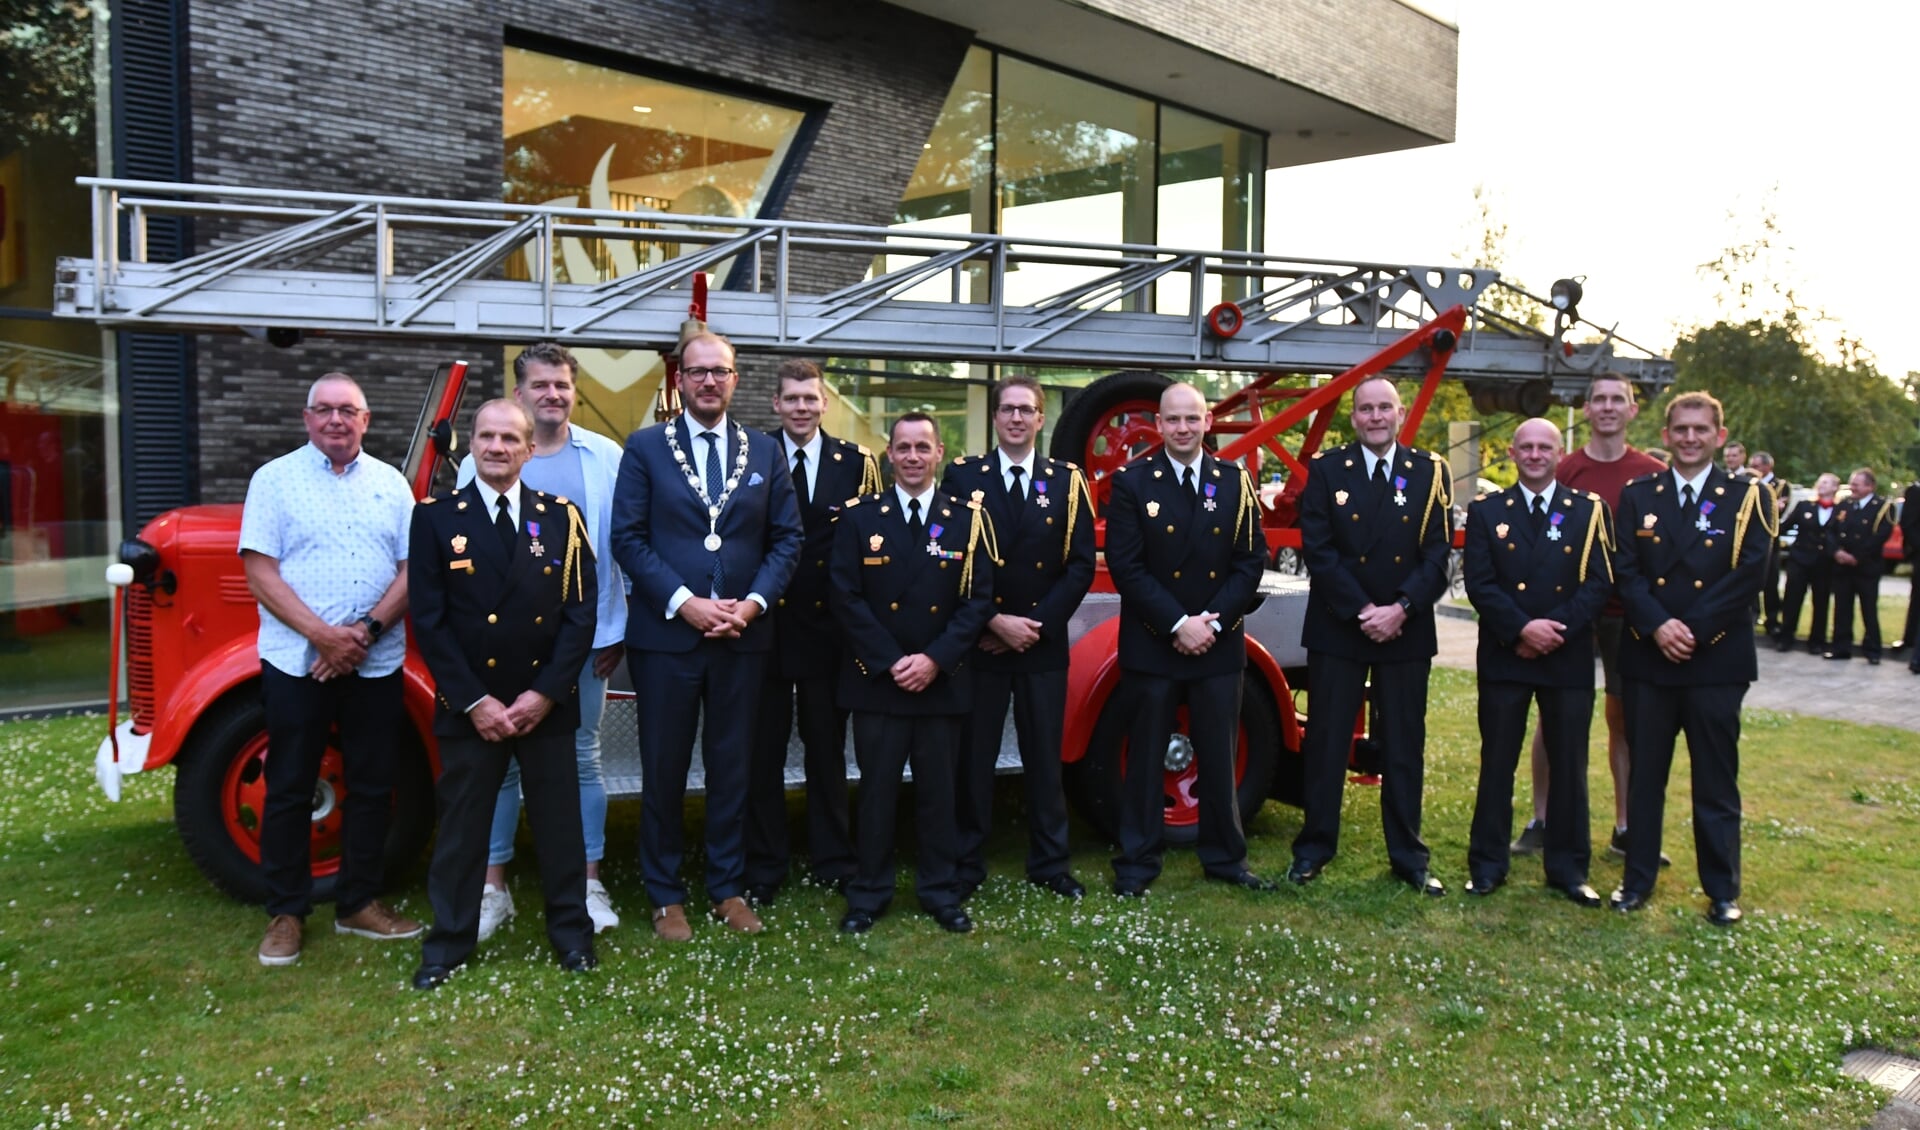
left=260, top=664, right=403, bottom=919
left=958, top=667, right=1072, bottom=886
left=1619, top=679, right=1745, bottom=901
left=846, top=711, right=962, bottom=915
left=746, top=674, right=855, bottom=889
left=1780, top=559, right=1832, bottom=647
left=1902, top=563, right=1920, bottom=649
left=422, top=731, right=589, bottom=969
left=1113, top=669, right=1244, bottom=886
left=1761, top=543, right=1783, bottom=634
left=1293, top=652, right=1431, bottom=875
left=1830, top=567, right=1883, bottom=657
left=1468, top=681, right=1593, bottom=889
left=630, top=643, right=766, bottom=907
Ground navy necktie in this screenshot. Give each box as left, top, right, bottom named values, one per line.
left=494, top=494, right=515, bottom=551
left=792, top=448, right=811, bottom=511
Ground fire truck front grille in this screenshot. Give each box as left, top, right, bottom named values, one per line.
left=126, top=586, right=155, bottom=730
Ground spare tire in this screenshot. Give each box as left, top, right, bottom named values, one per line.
left=1050, top=371, right=1173, bottom=512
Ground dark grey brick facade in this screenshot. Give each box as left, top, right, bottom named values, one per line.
left=186, top=0, right=971, bottom=499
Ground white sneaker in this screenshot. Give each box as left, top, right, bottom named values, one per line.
left=586, top=879, right=620, bottom=933
left=477, top=882, right=515, bottom=942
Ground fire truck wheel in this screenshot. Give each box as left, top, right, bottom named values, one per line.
left=174, top=695, right=435, bottom=905
left=1049, top=370, right=1172, bottom=512
left=1066, top=671, right=1281, bottom=847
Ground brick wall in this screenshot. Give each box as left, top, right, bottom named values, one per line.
left=186, top=0, right=971, bottom=498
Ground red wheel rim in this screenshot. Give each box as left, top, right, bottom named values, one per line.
left=1120, top=706, right=1252, bottom=829
left=1083, top=398, right=1163, bottom=512
left=221, top=732, right=347, bottom=875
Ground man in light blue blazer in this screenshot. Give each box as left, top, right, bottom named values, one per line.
left=610, top=332, right=803, bottom=941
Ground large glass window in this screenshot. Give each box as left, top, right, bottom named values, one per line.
left=502, top=43, right=809, bottom=437
left=2, top=5, right=113, bottom=711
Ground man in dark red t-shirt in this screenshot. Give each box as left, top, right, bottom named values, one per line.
left=1511, top=372, right=1666, bottom=865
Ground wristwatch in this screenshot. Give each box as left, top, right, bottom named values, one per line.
left=359, top=614, right=384, bottom=641
left=1395, top=596, right=1414, bottom=615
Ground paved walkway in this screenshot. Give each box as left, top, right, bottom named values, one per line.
left=1433, top=594, right=1919, bottom=734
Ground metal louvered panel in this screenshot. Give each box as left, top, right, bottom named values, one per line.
left=113, top=0, right=197, bottom=528
left=125, top=585, right=155, bottom=730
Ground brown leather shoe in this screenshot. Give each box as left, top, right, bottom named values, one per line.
left=711, top=896, right=764, bottom=934
left=651, top=904, right=693, bottom=942
left=335, top=899, right=425, bottom=940
left=258, top=914, right=302, bottom=966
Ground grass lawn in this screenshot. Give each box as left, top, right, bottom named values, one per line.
left=1, top=668, right=1916, bottom=1128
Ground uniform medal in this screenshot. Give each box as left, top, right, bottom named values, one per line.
left=450, top=534, right=468, bottom=555
left=1393, top=475, right=1408, bottom=507
left=1202, top=481, right=1218, bottom=511
left=1546, top=511, right=1564, bottom=541
left=1696, top=499, right=1715, bottom=532
left=926, top=522, right=945, bottom=556
left=1033, top=479, right=1050, bottom=508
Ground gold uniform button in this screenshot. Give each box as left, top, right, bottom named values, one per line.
left=889, top=602, right=899, bottom=611
left=1656, top=578, right=1666, bottom=587
left=816, top=559, right=825, bottom=568
left=1652, top=537, right=1661, bottom=545
left=1694, top=579, right=1704, bottom=589
left=1359, top=556, right=1368, bottom=565
left=1555, top=585, right=1564, bottom=593
left=1564, top=546, right=1573, bottom=554
left=1035, top=561, right=1045, bottom=570
left=1209, top=571, right=1216, bottom=579
left=1394, top=555, right=1402, bottom=564
left=531, top=659, right=540, bottom=668
left=1167, top=525, right=1176, bottom=534
left=995, top=596, right=1004, bottom=604
left=778, top=597, right=787, bottom=607
left=1212, top=527, right=1220, bottom=535
left=1517, top=582, right=1527, bottom=592
left=467, top=565, right=477, bottom=575
left=487, top=613, right=498, bottom=624
left=1704, top=538, right=1714, bottom=547
left=814, top=600, right=823, bottom=609
left=930, top=605, right=940, bottom=614
left=486, top=658, right=497, bottom=668
left=1351, top=514, right=1360, bottom=522
left=544, top=565, right=553, bottom=575
left=534, top=616, right=543, bottom=625
left=1172, top=570, right=1181, bottom=579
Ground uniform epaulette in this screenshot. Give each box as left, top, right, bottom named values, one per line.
left=1473, top=492, right=1487, bottom=502
left=552, top=495, right=569, bottom=505
left=1624, top=473, right=1662, bottom=487
left=1311, top=451, right=1325, bottom=460
left=421, top=494, right=439, bottom=504
left=952, top=455, right=972, bottom=467
left=1587, top=491, right=1602, bottom=503
left=1054, top=458, right=1080, bottom=471
left=855, top=444, right=872, bottom=457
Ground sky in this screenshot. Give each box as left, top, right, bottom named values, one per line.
left=1264, top=1, right=1920, bottom=379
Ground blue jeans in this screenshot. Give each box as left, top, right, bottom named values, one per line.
left=487, top=657, right=608, bottom=866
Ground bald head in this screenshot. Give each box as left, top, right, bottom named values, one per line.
left=1158, top=381, right=1212, bottom=461
left=1350, top=377, right=1403, bottom=456
left=1509, top=416, right=1564, bottom=492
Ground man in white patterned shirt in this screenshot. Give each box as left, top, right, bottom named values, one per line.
left=239, top=372, right=423, bottom=966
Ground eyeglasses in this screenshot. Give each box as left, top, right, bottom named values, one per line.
left=305, top=404, right=366, bottom=420
left=681, top=366, right=737, bottom=383
left=995, top=404, right=1039, bottom=419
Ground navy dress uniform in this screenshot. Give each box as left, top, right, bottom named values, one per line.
left=1827, top=491, right=1895, bottom=660
left=1901, top=483, right=1920, bottom=668
left=409, top=484, right=598, bottom=971
left=1613, top=467, right=1772, bottom=908
left=940, top=452, right=1096, bottom=894
left=1103, top=451, right=1267, bottom=890
left=1292, top=441, right=1454, bottom=884
left=746, top=432, right=880, bottom=896
left=1777, top=497, right=1836, bottom=652
left=828, top=487, right=995, bottom=923
left=1461, top=484, right=1614, bottom=895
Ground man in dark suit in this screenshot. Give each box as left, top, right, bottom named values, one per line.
left=1461, top=418, right=1612, bottom=907
left=1777, top=472, right=1840, bottom=653
left=745, top=359, right=880, bottom=905
left=407, top=399, right=599, bottom=989
left=1747, top=452, right=1788, bottom=640
left=941, top=376, right=1096, bottom=901
left=1827, top=467, right=1896, bottom=664
left=828, top=412, right=995, bottom=934
left=1290, top=376, right=1454, bottom=895
left=1103, top=382, right=1271, bottom=897
left=1900, top=480, right=1920, bottom=672
left=1611, top=391, right=1772, bottom=926
left=609, top=332, right=804, bottom=942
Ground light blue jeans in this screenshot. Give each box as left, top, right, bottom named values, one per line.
left=487, top=657, right=608, bottom=866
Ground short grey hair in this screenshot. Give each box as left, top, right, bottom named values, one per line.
left=306, top=372, right=367, bottom=410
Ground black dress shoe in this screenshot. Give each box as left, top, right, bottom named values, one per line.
left=1030, top=873, right=1087, bottom=899
left=1609, top=888, right=1650, bottom=913
left=411, top=964, right=453, bottom=991
left=1112, top=880, right=1148, bottom=898
left=746, top=883, right=780, bottom=908
left=1552, top=882, right=1604, bottom=908
left=1867, top=655, right=1881, bottom=666
left=1285, top=858, right=1324, bottom=886
left=1394, top=869, right=1446, bottom=897
left=1706, top=899, right=1743, bottom=926
left=558, top=947, right=598, bottom=973
left=931, top=905, right=973, bottom=934
left=1206, top=869, right=1279, bottom=892
left=1775, top=637, right=1796, bottom=653
left=1824, top=650, right=1852, bottom=660
left=1909, top=662, right=1920, bottom=675
left=839, top=910, right=876, bottom=935
left=1464, top=874, right=1504, bottom=897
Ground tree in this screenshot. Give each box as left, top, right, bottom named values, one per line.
left=0, top=1, right=95, bottom=150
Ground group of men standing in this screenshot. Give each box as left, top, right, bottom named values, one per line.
left=239, top=344, right=1797, bottom=989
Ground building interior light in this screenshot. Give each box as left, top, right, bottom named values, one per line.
left=632, top=105, right=653, bottom=113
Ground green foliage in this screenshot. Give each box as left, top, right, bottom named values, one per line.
left=1645, top=319, right=1918, bottom=484
left=0, top=1, right=95, bottom=149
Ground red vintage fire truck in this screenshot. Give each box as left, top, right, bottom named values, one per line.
left=64, top=179, right=1672, bottom=902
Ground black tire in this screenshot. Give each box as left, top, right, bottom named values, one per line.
left=174, top=693, right=435, bottom=905
left=1050, top=370, right=1173, bottom=509
left=1065, top=672, right=1281, bottom=846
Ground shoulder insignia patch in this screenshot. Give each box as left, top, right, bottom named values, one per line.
left=1311, top=451, right=1324, bottom=460
left=553, top=496, right=569, bottom=505
left=856, top=444, right=872, bottom=457
left=422, top=494, right=439, bottom=504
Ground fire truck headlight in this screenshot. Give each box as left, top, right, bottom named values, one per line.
left=105, top=563, right=135, bottom=587
left=1550, top=277, right=1584, bottom=316
left=119, top=538, right=161, bottom=585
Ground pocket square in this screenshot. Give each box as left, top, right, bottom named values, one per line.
left=748, top=471, right=764, bottom=486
